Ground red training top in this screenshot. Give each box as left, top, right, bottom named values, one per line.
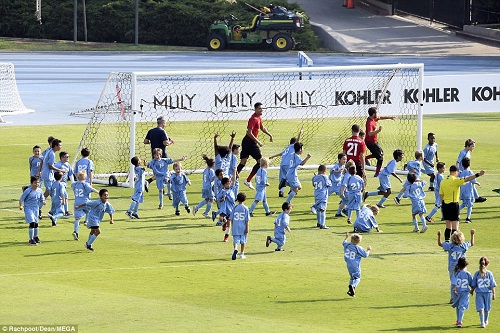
left=343, top=135, right=366, bottom=165
left=365, top=117, right=380, bottom=144
left=246, top=113, right=262, bottom=139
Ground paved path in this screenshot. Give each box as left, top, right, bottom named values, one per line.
left=293, top=0, right=500, bottom=55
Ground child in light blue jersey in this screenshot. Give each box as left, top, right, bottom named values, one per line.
left=27, top=145, right=44, bottom=218
left=341, top=165, right=365, bottom=224
left=229, top=143, right=240, bottom=198
left=311, top=164, right=332, bottom=229
left=54, top=151, right=74, bottom=216
left=353, top=205, right=381, bottom=233
left=364, top=149, right=404, bottom=208
left=47, top=171, right=67, bottom=227
left=343, top=232, right=372, bottom=297
left=458, top=157, right=477, bottom=223
left=19, top=176, right=46, bottom=245
left=170, top=161, right=191, bottom=216
left=471, top=257, right=497, bottom=328
left=216, top=177, right=237, bottom=242
left=394, top=150, right=423, bottom=204
left=249, top=158, right=274, bottom=217
left=29, top=145, right=43, bottom=178
left=147, top=148, right=186, bottom=209
left=75, top=189, right=114, bottom=252
left=269, top=128, right=303, bottom=197
left=403, top=173, right=428, bottom=233
left=230, top=192, right=250, bottom=260
left=211, top=168, right=224, bottom=223
left=451, top=257, right=473, bottom=328
left=456, top=139, right=486, bottom=203
left=438, top=229, right=475, bottom=304
left=125, top=157, right=145, bottom=219
left=194, top=156, right=215, bottom=219
left=41, top=138, right=65, bottom=199
left=266, top=202, right=292, bottom=251
left=71, top=171, right=99, bottom=241
left=74, top=148, right=94, bottom=185
left=285, top=142, right=311, bottom=203
left=328, top=153, right=349, bottom=217
left=214, top=132, right=235, bottom=177
left=425, top=161, right=446, bottom=223
left=423, top=132, right=439, bottom=191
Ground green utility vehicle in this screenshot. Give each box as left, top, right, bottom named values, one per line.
left=207, top=4, right=305, bottom=52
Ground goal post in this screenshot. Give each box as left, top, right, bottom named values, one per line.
left=0, top=63, right=35, bottom=123
left=75, top=64, right=424, bottom=187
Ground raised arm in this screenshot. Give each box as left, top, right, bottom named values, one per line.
left=437, top=230, right=443, bottom=247
left=470, top=229, right=475, bottom=246
left=214, top=133, right=220, bottom=156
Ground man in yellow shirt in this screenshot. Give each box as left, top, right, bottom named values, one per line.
left=440, top=165, right=485, bottom=241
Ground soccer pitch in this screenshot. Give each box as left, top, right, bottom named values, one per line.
left=0, top=113, right=499, bottom=332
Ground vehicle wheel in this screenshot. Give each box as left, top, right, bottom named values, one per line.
left=109, top=175, right=118, bottom=186
left=272, top=33, right=292, bottom=52
left=207, top=35, right=226, bottom=51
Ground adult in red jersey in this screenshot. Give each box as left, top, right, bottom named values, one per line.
left=343, top=124, right=366, bottom=179
left=365, top=107, right=397, bottom=177
left=237, top=102, right=273, bottom=189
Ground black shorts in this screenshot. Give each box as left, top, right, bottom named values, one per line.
left=240, top=136, right=262, bottom=161
left=366, top=143, right=384, bottom=160
left=442, top=202, right=460, bottom=221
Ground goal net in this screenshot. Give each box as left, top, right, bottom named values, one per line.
left=74, top=64, right=423, bottom=187
left=0, top=63, right=34, bottom=123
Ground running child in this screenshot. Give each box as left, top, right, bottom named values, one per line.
left=193, top=156, right=215, bottom=218
left=74, top=148, right=94, bottom=185
left=423, top=132, right=439, bottom=191
left=29, top=145, right=43, bottom=178
left=285, top=142, right=311, bottom=203
left=340, top=165, right=365, bottom=224
left=19, top=176, right=46, bottom=245
left=459, top=157, right=478, bottom=223
left=47, top=171, right=67, bottom=227
left=353, top=205, right=381, bottom=233
left=54, top=151, right=74, bottom=217
left=266, top=202, right=292, bottom=251
left=230, top=192, right=250, bottom=260
left=75, top=189, right=114, bottom=252
left=451, top=257, right=473, bottom=328
left=402, top=173, right=428, bottom=233
left=269, top=127, right=303, bottom=197
left=343, top=232, right=372, bottom=297
left=71, top=171, right=99, bottom=241
left=364, top=149, right=404, bottom=208
left=216, top=177, right=237, bottom=242
left=170, top=161, right=192, bottom=215
left=125, top=156, right=145, bottom=219
left=394, top=150, right=424, bottom=204
left=471, top=256, right=497, bottom=328
left=147, top=148, right=186, bottom=209
left=438, top=229, right=475, bottom=303
left=328, top=153, right=347, bottom=217
left=248, top=157, right=274, bottom=217
left=311, top=164, right=332, bottom=229
left=425, top=161, right=446, bottom=223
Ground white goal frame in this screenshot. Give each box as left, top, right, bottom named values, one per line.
left=0, top=63, right=35, bottom=123
left=78, top=63, right=424, bottom=187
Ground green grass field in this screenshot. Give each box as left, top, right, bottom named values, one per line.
left=1, top=113, right=499, bottom=332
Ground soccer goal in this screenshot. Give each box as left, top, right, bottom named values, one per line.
left=74, top=64, right=423, bottom=187
left=0, top=63, right=34, bottom=123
